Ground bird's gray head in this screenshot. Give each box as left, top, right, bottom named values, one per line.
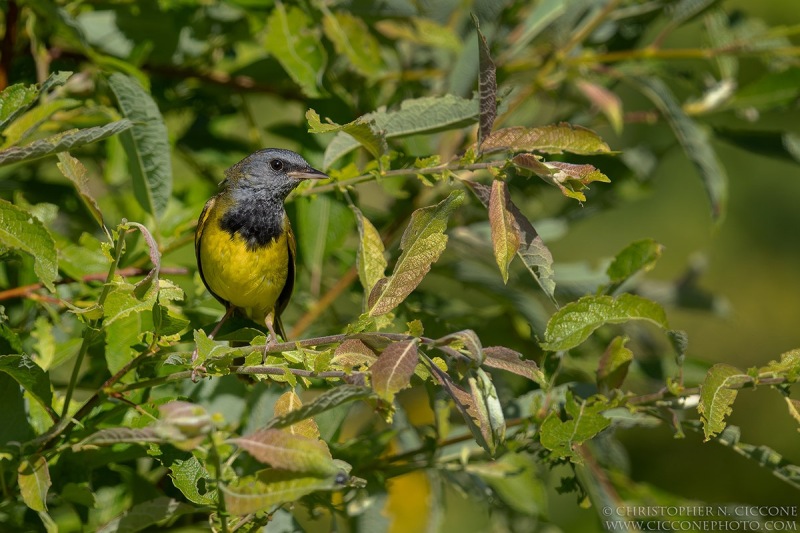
left=224, top=148, right=327, bottom=201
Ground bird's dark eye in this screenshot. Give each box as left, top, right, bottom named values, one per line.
left=270, top=159, right=283, bottom=171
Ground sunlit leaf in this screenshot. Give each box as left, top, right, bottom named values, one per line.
left=539, top=393, right=611, bottom=463
left=231, top=428, right=337, bottom=476
left=605, top=238, right=664, bottom=291
left=436, top=329, right=483, bottom=365
left=331, top=338, right=377, bottom=368
left=369, top=191, right=464, bottom=316
left=596, top=336, right=633, bottom=391
left=513, top=153, right=611, bottom=202
left=482, top=123, right=612, bottom=155
left=468, top=368, right=505, bottom=456
left=351, top=205, right=387, bottom=298
left=0, top=83, right=40, bottom=131
left=307, top=109, right=386, bottom=161
left=488, top=180, right=520, bottom=283
left=472, top=14, right=497, bottom=151
left=0, top=120, right=133, bottom=167
left=108, top=73, right=172, bottom=219
left=18, top=455, right=51, bottom=512
left=169, top=457, right=216, bottom=506
left=265, top=3, right=326, bottom=98
left=758, top=349, right=800, bottom=380
left=541, top=294, right=668, bottom=352
left=1, top=99, right=80, bottom=149
left=0, top=199, right=58, bottom=292
left=369, top=340, right=418, bottom=403
left=698, top=363, right=751, bottom=441
left=274, top=390, right=322, bottom=440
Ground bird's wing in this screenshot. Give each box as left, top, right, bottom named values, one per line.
left=195, top=195, right=228, bottom=308
left=273, top=217, right=296, bottom=339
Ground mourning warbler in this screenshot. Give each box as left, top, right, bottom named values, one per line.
left=194, top=148, right=327, bottom=359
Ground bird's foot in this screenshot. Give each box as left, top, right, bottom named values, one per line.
left=190, top=347, right=206, bottom=382
left=261, top=335, right=278, bottom=365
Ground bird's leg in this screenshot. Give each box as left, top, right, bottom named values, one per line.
left=263, top=312, right=280, bottom=364
left=191, top=305, right=236, bottom=381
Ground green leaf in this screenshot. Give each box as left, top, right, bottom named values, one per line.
left=0, top=120, right=133, bottom=167
left=539, top=393, right=611, bottom=463
left=503, top=0, right=565, bottom=59
left=266, top=385, right=376, bottom=430
left=223, top=469, right=344, bottom=516
left=121, top=221, right=161, bottom=299
left=351, top=205, right=387, bottom=299
left=265, top=3, right=326, bottom=98
left=0, top=83, right=40, bottom=132
left=0, top=199, right=58, bottom=292
left=730, top=67, right=800, bottom=110
left=274, top=390, right=322, bottom=440
left=369, top=191, right=464, bottom=316
left=331, top=338, right=378, bottom=368
left=369, top=340, right=419, bottom=403
left=169, top=457, right=216, bottom=505
left=482, top=346, right=546, bottom=386
left=322, top=94, right=480, bottom=169
left=321, top=11, right=384, bottom=78
left=306, top=109, right=387, bottom=162
left=466, top=180, right=557, bottom=301
left=18, top=455, right=51, bottom=512
left=605, top=238, right=664, bottom=290
left=1, top=98, right=81, bottom=149
left=596, top=336, right=633, bottom=391
left=758, top=349, right=800, bottom=380
left=231, top=428, right=337, bottom=476
left=488, top=180, right=520, bottom=284
left=633, top=76, right=727, bottom=221
left=513, top=153, right=611, bottom=202
left=468, top=368, right=505, bottom=456
left=472, top=13, right=497, bottom=151
left=482, top=123, right=612, bottom=155
left=472, top=452, right=547, bottom=516
left=698, top=363, right=751, bottom=441
left=715, top=128, right=800, bottom=164
left=77, top=427, right=162, bottom=447
left=96, top=497, right=195, bottom=533
left=56, top=152, right=106, bottom=231
left=541, top=294, right=669, bottom=352
left=0, top=354, right=53, bottom=412
left=108, top=73, right=172, bottom=219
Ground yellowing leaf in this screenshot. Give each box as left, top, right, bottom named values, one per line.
left=331, top=338, right=377, bottom=368
left=351, top=205, right=387, bottom=297
left=488, top=180, right=520, bottom=284
left=482, top=123, right=612, bottom=155
left=274, top=390, right=321, bottom=441
left=369, top=191, right=464, bottom=316
left=231, top=428, right=336, bottom=476
left=18, top=455, right=51, bottom=512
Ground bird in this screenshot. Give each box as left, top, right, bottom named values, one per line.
left=193, top=148, right=327, bottom=362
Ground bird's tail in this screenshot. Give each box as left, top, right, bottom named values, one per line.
left=274, top=314, right=288, bottom=341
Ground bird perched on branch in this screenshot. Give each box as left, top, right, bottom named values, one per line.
left=193, top=148, right=327, bottom=361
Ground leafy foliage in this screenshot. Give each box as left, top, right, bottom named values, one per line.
left=1, top=1, right=799, bottom=532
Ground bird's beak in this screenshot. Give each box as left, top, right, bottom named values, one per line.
left=288, top=167, right=328, bottom=181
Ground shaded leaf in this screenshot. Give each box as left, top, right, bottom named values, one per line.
left=730, top=67, right=800, bottom=110
left=575, top=80, right=623, bottom=134
left=78, top=427, right=162, bottom=447
left=323, top=94, right=480, bottom=169
left=0, top=199, right=58, bottom=292
left=605, top=238, right=664, bottom=290
left=539, top=393, right=611, bottom=463
left=715, top=128, right=800, bottom=164
left=541, top=294, right=668, bottom=352
left=503, top=0, right=565, bottom=59
left=266, top=385, right=377, bottom=430
left=265, top=4, right=326, bottom=98
left=274, top=390, right=321, bottom=440
left=488, top=180, right=520, bottom=283
left=56, top=152, right=106, bottom=231
left=482, top=346, right=546, bottom=386
left=322, top=11, right=383, bottom=78
left=468, top=368, right=505, bottom=456
left=307, top=109, right=386, bottom=161
left=633, top=76, right=727, bottom=221
left=18, top=455, right=50, bottom=512
left=472, top=13, right=497, bottom=151
left=231, top=429, right=336, bottom=476
left=369, top=191, right=464, bottom=316
left=370, top=340, right=419, bottom=403
left=596, top=336, right=633, bottom=391
left=0, top=354, right=53, bottom=414
left=223, top=469, right=343, bottom=516
left=121, top=221, right=161, bottom=299
left=482, top=124, right=612, bottom=155
left=698, top=363, right=751, bottom=441
left=0, top=120, right=133, bottom=167
left=96, top=497, right=195, bottom=533
left=108, top=73, right=172, bottom=219
left=436, top=329, right=483, bottom=365
left=351, top=205, right=387, bottom=298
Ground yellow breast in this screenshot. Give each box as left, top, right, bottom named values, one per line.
left=198, top=202, right=290, bottom=325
